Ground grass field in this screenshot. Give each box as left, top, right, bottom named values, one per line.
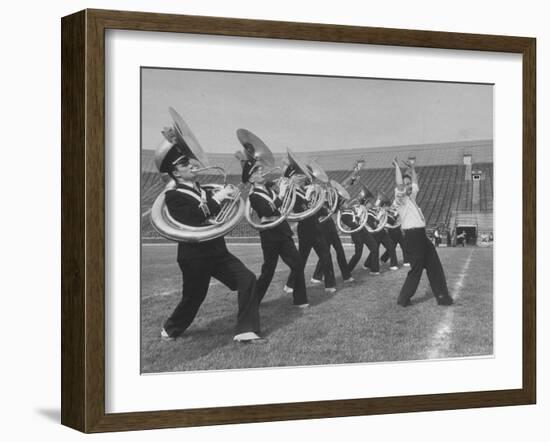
left=141, top=243, right=493, bottom=373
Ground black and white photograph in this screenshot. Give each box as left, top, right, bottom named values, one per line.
left=140, top=67, right=493, bottom=374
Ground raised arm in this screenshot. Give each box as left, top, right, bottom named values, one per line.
left=393, top=158, right=407, bottom=206
left=342, top=159, right=365, bottom=188
left=402, top=159, right=418, bottom=185
left=393, top=158, right=404, bottom=189
left=410, top=165, right=418, bottom=185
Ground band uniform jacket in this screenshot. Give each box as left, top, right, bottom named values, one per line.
left=294, top=188, right=322, bottom=237
left=385, top=207, right=399, bottom=228
left=366, top=207, right=381, bottom=232
left=317, top=206, right=338, bottom=234
left=249, top=187, right=293, bottom=242
left=164, top=182, right=228, bottom=260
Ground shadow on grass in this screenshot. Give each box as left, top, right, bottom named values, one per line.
left=259, top=284, right=337, bottom=334
left=410, top=290, right=436, bottom=305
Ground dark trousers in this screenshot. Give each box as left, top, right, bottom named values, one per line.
left=347, top=230, right=380, bottom=273
left=365, top=230, right=398, bottom=268
left=163, top=252, right=260, bottom=337
left=287, top=229, right=336, bottom=289
left=256, top=237, right=307, bottom=305
left=313, top=229, right=351, bottom=281
left=397, top=228, right=452, bottom=305
left=382, top=228, right=409, bottom=264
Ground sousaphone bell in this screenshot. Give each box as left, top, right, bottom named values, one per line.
left=150, top=107, right=245, bottom=243
left=237, top=129, right=297, bottom=231
left=285, top=150, right=326, bottom=222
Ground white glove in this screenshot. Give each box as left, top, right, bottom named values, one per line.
left=213, top=186, right=235, bottom=203
left=305, top=185, right=315, bottom=200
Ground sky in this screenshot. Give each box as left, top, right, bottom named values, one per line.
left=141, top=68, right=493, bottom=154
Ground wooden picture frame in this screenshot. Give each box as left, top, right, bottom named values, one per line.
left=61, top=9, right=536, bottom=433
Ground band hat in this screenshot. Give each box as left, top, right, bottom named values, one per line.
left=155, top=139, right=187, bottom=174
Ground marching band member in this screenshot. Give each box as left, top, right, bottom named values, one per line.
left=363, top=192, right=399, bottom=271
left=393, top=158, right=453, bottom=307
left=236, top=129, right=309, bottom=308
left=381, top=201, right=410, bottom=266
left=156, top=111, right=265, bottom=343
left=341, top=190, right=381, bottom=275
left=284, top=153, right=337, bottom=294
left=312, top=181, right=353, bottom=284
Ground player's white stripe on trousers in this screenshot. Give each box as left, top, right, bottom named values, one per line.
left=426, top=249, right=474, bottom=359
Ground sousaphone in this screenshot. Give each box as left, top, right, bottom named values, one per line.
left=150, top=107, right=245, bottom=243
left=237, top=129, right=297, bottom=231
left=363, top=188, right=388, bottom=233
left=336, top=184, right=370, bottom=234
left=285, top=150, right=326, bottom=222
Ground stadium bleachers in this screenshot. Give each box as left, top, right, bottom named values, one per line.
left=141, top=139, right=493, bottom=239
left=141, top=161, right=493, bottom=239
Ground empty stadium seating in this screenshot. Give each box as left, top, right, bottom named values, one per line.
left=140, top=139, right=493, bottom=239
left=141, top=162, right=493, bottom=239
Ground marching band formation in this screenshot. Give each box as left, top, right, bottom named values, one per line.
left=151, top=108, right=453, bottom=344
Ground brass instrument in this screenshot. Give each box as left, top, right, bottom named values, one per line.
left=306, top=160, right=338, bottom=223
left=334, top=160, right=371, bottom=233
left=235, top=129, right=298, bottom=231
left=384, top=206, right=401, bottom=230
left=337, top=203, right=370, bottom=234
left=150, top=107, right=245, bottom=242
left=319, top=184, right=339, bottom=223
left=285, top=150, right=326, bottom=222
left=364, top=190, right=388, bottom=234
left=365, top=206, right=388, bottom=233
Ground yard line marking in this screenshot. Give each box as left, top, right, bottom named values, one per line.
left=426, top=249, right=474, bottom=360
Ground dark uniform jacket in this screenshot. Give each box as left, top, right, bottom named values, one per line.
left=164, top=182, right=228, bottom=260
left=249, top=186, right=293, bottom=242
left=366, top=207, right=380, bottom=231
left=317, top=206, right=338, bottom=234
left=294, top=188, right=322, bottom=237
left=385, top=207, right=399, bottom=227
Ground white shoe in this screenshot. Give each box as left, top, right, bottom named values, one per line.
left=310, top=278, right=323, bottom=284
left=283, top=285, right=294, bottom=294
left=390, top=266, right=398, bottom=271
left=344, top=277, right=355, bottom=283
left=362, top=263, right=369, bottom=270
left=160, top=328, right=175, bottom=341
left=370, top=271, right=380, bottom=275
left=325, top=287, right=337, bottom=294
left=296, top=303, right=310, bottom=309
left=233, top=332, right=265, bottom=343
left=403, top=262, right=411, bottom=267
